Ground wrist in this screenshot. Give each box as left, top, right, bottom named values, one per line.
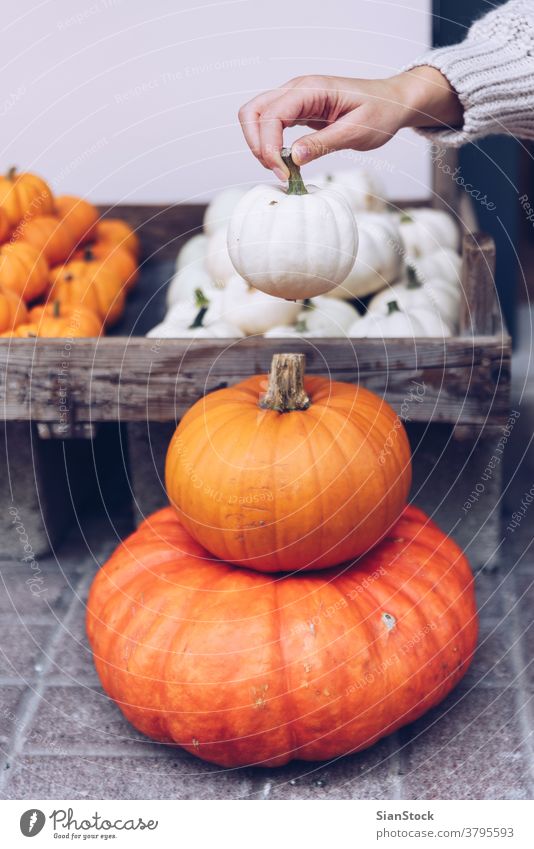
left=393, top=66, right=463, bottom=130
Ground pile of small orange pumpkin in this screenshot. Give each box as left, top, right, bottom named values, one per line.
left=0, top=167, right=140, bottom=338
left=87, top=352, right=479, bottom=769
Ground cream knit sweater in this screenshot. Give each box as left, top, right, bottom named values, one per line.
left=406, top=0, right=534, bottom=146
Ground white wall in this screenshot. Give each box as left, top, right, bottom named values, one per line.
left=1, top=0, right=431, bottom=203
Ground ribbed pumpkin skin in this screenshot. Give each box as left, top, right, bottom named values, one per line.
left=1, top=303, right=103, bottom=338
left=0, top=242, right=49, bottom=302
left=96, top=219, right=140, bottom=258
left=49, top=260, right=125, bottom=326
left=17, top=215, right=76, bottom=265
left=0, top=286, right=28, bottom=331
left=0, top=169, right=54, bottom=227
left=55, top=195, right=99, bottom=246
left=165, top=375, right=412, bottom=572
left=74, top=242, right=139, bottom=291
left=86, top=505, right=478, bottom=768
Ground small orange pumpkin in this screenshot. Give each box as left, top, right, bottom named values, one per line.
left=0, top=242, right=49, bottom=302
left=166, top=353, right=412, bottom=572
left=74, top=243, right=138, bottom=291
left=0, top=167, right=54, bottom=228
left=55, top=195, right=99, bottom=246
left=16, top=214, right=76, bottom=266
left=1, top=300, right=103, bottom=338
left=0, top=207, right=11, bottom=243
left=86, top=504, right=477, bottom=768
left=96, top=218, right=140, bottom=258
left=0, top=286, right=28, bottom=332
left=48, top=260, right=125, bottom=326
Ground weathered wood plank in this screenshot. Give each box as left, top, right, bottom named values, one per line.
left=0, top=335, right=510, bottom=425
left=459, top=232, right=502, bottom=336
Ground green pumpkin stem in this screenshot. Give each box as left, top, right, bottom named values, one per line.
left=53, top=300, right=61, bottom=318
left=259, top=353, right=310, bottom=412
left=406, top=266, right=422, bottom=289
left=189, top=288, right=210, bottom=329
left=387, top=300, right=401, bottom=315
left=281, top=148, right=308, bottom=196
left=6, top=167, right=17, bottom=181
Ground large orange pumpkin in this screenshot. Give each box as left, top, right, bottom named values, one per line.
left=55, top=195, right=99, bottom=246
left=86, top=504, right=477, bottom=768
left=0, top=242, right=49, bottom=302
left=74, top=243, right=138, bottom=291
left=17, top=214, right=76, bottom=265
left=166, top=353, right=412, bottom=572
left=0, top=286, right=28, bottom=332
left=49, top=260, right=125, bottom=326
left=0, top=167, right=54, bottom=227
left=96, top=218, right=140, bottom=258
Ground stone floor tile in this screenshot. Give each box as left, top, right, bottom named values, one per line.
left=248, top=737, right=400, bottom=800
left=5, top=754, right=253, bottom=800
left=0, top=623, right=55, bottom=682
left=0, top=686, right=28, bottom=744
left=23, top=686, right=151, bottom=754
left=401, top=688, right=531, bottom=799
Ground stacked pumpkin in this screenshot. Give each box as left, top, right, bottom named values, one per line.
left=0, top=167, right=140, bottom=338
left=87, top=352, right=478, bottom=768
left=148, top=152, right=462, bottom=340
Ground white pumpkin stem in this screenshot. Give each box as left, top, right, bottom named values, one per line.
left=260, top=353, right=310, bottom=412
left=387, top=300, right=401, bottom=315
left=281, top=148, right=308, bottom=196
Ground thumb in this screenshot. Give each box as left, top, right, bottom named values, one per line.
left=292, top=116, right=363, bottom=166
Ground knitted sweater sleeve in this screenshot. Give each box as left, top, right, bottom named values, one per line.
left=404, top=0, right=534, bottom=146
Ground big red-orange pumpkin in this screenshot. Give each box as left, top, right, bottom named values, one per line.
left=166, top=353, right=412, bottom=572
left=86, top=504, right=477, bottom=768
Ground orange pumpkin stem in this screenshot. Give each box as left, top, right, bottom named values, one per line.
left=259, top=353, right=310, bottom=412
left=6, top=166, right=17, bottom=181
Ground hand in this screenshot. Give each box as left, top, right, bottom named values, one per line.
left=238, top=67, right=463, bottom=179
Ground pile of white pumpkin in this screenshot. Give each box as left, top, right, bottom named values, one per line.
left=147, top=168, right=462, bottom=340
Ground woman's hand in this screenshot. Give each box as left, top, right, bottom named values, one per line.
left=238, top=67, right=463, bottom=179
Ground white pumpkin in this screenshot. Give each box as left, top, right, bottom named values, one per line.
left=175, top=233, right=208, bottom=271
left=327, top=212, right=403, bottom=299
left=315, top=167, right=386, bottom=212
left=296, top=296, right=359, bottom=336
left=227, top=148, right=358, bottom=300
left=205, top=227, right=236, bottom=287
left=398, top=208, right=460, bottom=258
left=203, top=187, right=248, bottom=236
left=147, top=289, right=237, bottom=338
left=409, top=247, right=461, bottom=287
left=367, top=268, right=461, bottom=330
left=220, top=274, right=300, bottom=335
left=166, top=265, right=217, bottom=307
left=349, top=300, right=452, bottom=338
left=263, top=325, right=302, bottom=338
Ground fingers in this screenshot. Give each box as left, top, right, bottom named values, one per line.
left=239, top=78, right=325, bottom=179
left=292, top=109, right=379, bottom=164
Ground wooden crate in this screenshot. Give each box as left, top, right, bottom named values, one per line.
left=0, top=202, right=511, bottom=566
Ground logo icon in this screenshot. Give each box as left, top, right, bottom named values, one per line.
left=20, top=809, right=46, bottom=837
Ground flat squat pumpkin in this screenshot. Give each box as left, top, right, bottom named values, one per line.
left=166, top=353, right=412, bottom=571
left=86, top=504, right=478, bottom=768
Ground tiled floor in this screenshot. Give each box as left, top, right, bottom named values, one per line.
left=0, top=477, right=532, bottom=800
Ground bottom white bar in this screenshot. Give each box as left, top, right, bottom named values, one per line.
left=2, top=799, right=533, bottom=848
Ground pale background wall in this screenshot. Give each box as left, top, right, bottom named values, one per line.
left=0, top=0, right=431, bottom=204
